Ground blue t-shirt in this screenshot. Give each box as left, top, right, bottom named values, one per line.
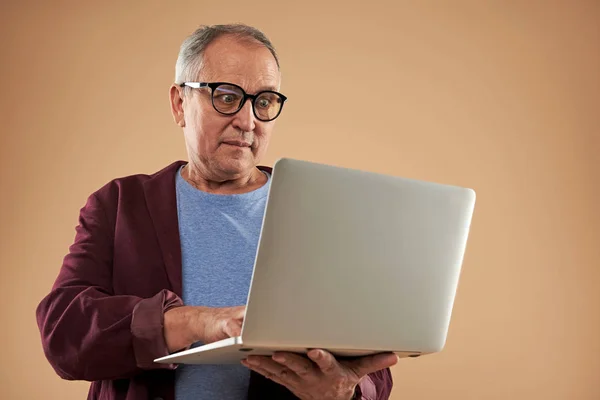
left=174, top=166, right=270, bottom=400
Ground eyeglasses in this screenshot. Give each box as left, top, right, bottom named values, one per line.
left=179, top=82, right=287, bottom=122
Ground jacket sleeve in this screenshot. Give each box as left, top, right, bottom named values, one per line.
left=35, top=192, right=183, bottom=382
left=357, top=368, right=394, bottom=400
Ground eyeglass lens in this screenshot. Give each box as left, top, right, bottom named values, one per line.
left=212, top=84, right=283, bottom=121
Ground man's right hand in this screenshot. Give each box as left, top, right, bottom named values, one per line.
left=163, top=305, right=245, bottom=353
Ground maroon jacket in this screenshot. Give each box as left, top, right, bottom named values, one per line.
left=35, top=160, right=394, bottom=400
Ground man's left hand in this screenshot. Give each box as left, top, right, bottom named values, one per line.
left=241, top=349, right=399, bottom=400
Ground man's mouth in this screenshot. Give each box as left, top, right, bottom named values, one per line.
left=222, top=140, right=252, bottom=148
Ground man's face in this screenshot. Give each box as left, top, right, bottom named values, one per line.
left=172, top=35, right=281, bottom=179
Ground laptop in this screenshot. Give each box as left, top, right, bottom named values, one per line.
left=154, top=157, right=476, bottom=365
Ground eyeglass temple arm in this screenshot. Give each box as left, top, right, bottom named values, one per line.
left=179, top=82, right=207, bottom=89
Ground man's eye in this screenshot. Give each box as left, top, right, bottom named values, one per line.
left=257, top=98, right=271, bottom=108
left=220, top=95, right=236, bottom=104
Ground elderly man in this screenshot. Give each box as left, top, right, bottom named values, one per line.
left=36, top=24, right=397, bottom=400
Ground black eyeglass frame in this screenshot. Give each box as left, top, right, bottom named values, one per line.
left=179, top=81, right=288, bottom=122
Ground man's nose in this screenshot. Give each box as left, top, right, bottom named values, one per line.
left=232, top=99, right=256, bottom=132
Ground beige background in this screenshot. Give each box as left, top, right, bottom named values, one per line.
left=1, top=1, right=598, bottom=399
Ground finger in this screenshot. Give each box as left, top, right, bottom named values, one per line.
left=228, top=306, right=245, bottom=323
left=234, top=306, right=246, bottom=320
left=272, top=352, right=315, bottom=378
left=243, top=356, right=299, bottom=386
left=307, top=349, right=342, bottom=376
left=223, top=318, right=243, bottom=337
left=343, top=352, right=400, bottom=378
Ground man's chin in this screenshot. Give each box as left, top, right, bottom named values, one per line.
left=216, top=157, right=254, bottom=176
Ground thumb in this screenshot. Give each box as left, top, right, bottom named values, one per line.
left=345, top=353, right=399, bottom=378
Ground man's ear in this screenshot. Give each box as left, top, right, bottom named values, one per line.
left=169, top=84, right=186, bottom=128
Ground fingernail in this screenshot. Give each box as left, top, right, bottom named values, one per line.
left=246, top=357, right=259, bottom=365
left=273, top=354, right=285, bottom=363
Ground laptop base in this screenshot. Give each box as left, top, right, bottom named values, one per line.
left=155, top=337, right=422, bottom=365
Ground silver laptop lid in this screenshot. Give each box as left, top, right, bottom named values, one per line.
left=241, top=158, right=476, bottom=354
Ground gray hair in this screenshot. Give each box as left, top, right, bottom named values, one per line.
left=174, top=23, right=280, bottom=84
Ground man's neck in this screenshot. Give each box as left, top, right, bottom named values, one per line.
left=182, top=164, right=267, bottom=195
